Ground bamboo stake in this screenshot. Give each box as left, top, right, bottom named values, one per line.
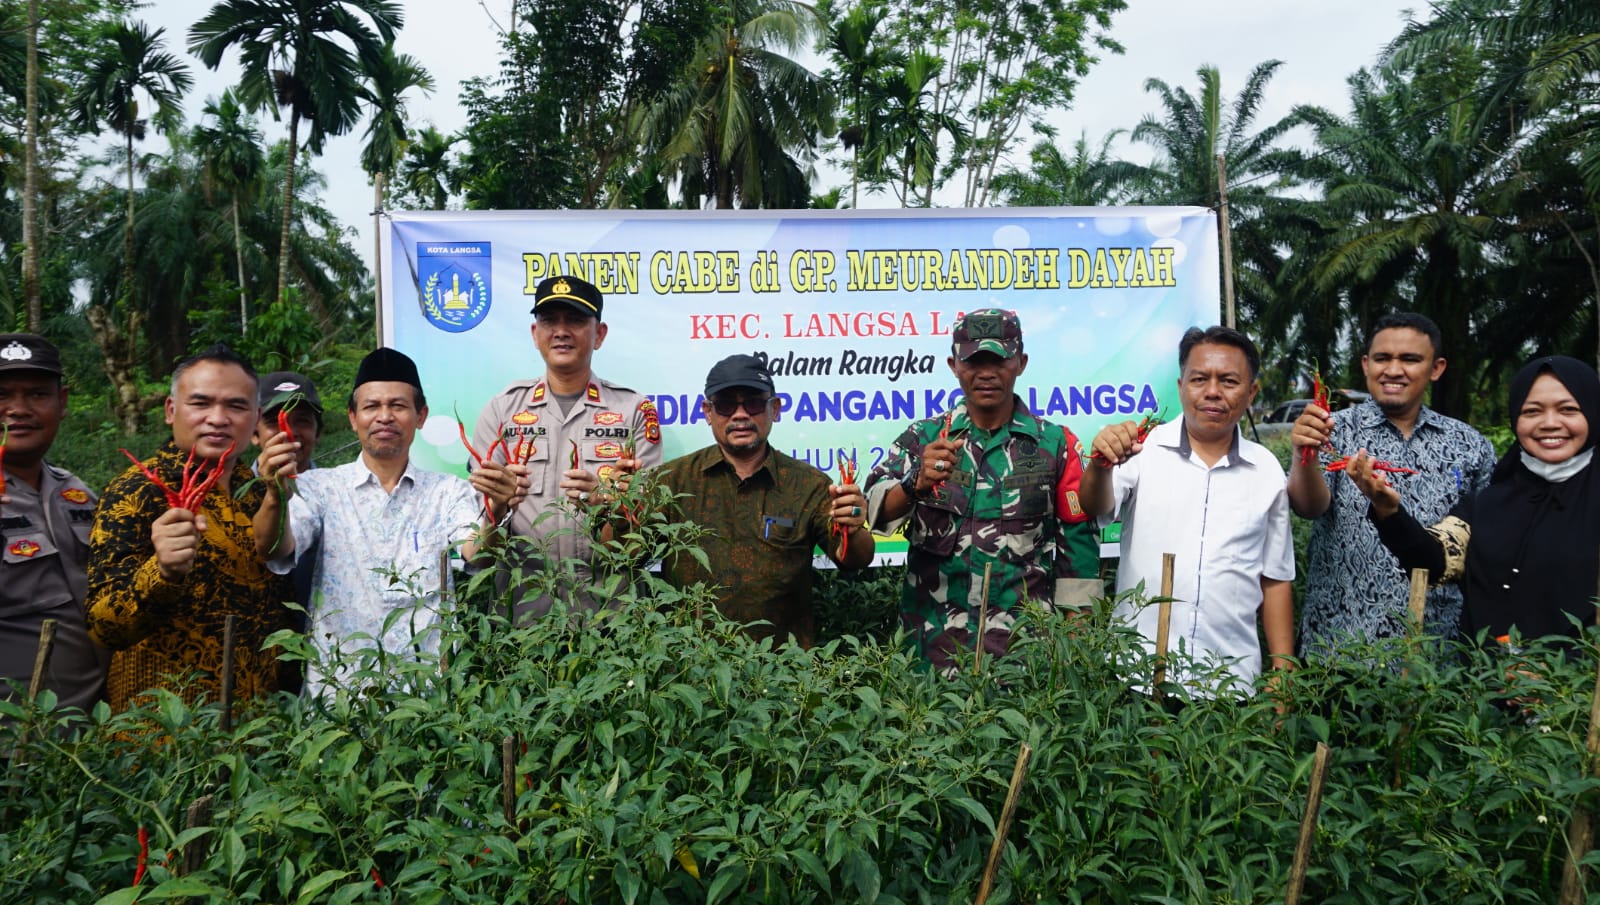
left=1285, top=742, right=1332, bottom=905
left=1405, top=568, right=1429, bottom=634
left=219, top=615, right=236, bottom=733
left=25, top=617, right=57, bottom=700
left=439, top=549, right=452, bottom=673
left=1217, top=154, right=1236, bottom=330
left=974, top=741, right=1033, bottom=905
left=1152, top=553, right=1176, bottom=695
left=7, top=619, right=58, bottom=779
left=501, top=736, right=517, bottom=827
left=974, top=562, right=992, bottom=675
left=1558, top=570, right=1600, bottom=904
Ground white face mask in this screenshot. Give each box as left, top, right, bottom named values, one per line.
left=1520, top=447, right=1594, bottom=483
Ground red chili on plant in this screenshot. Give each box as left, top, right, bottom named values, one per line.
left=133, top=825, right=149, bottom=886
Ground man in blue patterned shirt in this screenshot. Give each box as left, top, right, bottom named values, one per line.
left=254, top=348, right=527, bottom=694
left=1289, top=313, right=1495, bottom=658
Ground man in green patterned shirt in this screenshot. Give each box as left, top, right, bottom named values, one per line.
left=863, top=309, right=1101, bottom=671
left=654, top=355, right=874, bottom=647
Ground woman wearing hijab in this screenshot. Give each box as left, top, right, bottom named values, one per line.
left=1347, top=355, right=1600, bottom=643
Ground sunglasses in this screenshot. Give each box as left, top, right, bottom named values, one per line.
left=707, top=395, right=773, bottom=417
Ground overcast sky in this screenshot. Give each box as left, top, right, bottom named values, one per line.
left=138, top=0, right=1421, bottom=278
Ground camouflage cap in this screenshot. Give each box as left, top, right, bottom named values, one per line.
left=951, top=309, right=1022, bottom=360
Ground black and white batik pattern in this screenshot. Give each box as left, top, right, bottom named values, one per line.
left=1299, top=402, right=1495, bottom=658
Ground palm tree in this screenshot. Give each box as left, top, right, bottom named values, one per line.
left=861, top=49, right=966, bottom=207
left=358, top=45, right=435, bottom=190
left=638, top=0, right=835, bottom=209
left=69, top=20, right=192, bottom=314
left=189, top=0, right=401, bottom=311
left=1297, top=58, right=1519, bottom=418
left=193, top=90, right=265, bottom=332
left=991, top=130, right=1127, bottom=207
left=822, top=0, right=898, bottom=208
left=1104, top=61, right=1314, bottom=361
left=394, top=126, right=458, bottom=210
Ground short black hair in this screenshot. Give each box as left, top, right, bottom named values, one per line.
left=1179, top=326, right=1261, bottom=380
left=1367, top=312, right=1442, bottom=358
left=170, top=343, right=257, bottom=397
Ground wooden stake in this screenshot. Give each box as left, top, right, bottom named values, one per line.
left=25, top=617, right=57, bottom=699
left=1405, top=568, right=1429, bottom=634
left=974, top=562, right=992, bottom=675
left=179, top=794, right=214, bottom=876
left=1152, top=553, right=1176, bottom=694
left=974, top=742, right=1033, bottom=905
left=7, top=618, right=59, bottom=778
left=219, top=615, right=236, bottom=733
left=1285, top=742, right=1332, bottom=905
left=1216, top=154, right=1236, bottom=330
left=439, top=549, right=452, bottom=673
left=501, top=736, right=517, bottom=827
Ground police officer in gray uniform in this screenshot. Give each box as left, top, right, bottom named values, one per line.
left=0, top=334, right=107, bottom=715
left=473, top=275, right=663, bottom=620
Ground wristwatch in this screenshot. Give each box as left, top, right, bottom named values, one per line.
left=900, top=465, right=927, bottom=500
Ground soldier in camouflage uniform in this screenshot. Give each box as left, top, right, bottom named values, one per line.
left=863, top=309, right=1101, bottom=671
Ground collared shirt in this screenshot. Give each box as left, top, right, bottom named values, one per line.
left=1299, top=400, right=1494, bottom=657
left=473, top=374, right=663, bottom=620
left=271, top=456, right=480, bottom=695
left=1106, top=418, right=1294, bottom=693
left=88, top=442, right=293, bottom=710
left=654, top=444, right=837, bottom=647
left=863, top=398, right=1101, bottom=671
left=1, top=463, right=107, bottom=714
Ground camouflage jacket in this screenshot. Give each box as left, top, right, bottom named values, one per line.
left=863, top=398, right=1101, bottom=670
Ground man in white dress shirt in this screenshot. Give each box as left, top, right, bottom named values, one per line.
left=1079, top=326, right=1295, bottom=700
left=253, top=348, right=526, bottom=694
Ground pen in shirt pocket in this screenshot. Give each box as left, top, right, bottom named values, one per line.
left=761, top=514, right=795, bottom=539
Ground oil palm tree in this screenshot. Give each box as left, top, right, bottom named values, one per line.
left=189, top=0, right=401, bottom=311
left=193, top=89, right=265, bottom=332
left=991, top=129, right=1127, bottom=207
left=638, top=0, right=835, bottom=209
left=69, top=20, right=192, bottom=312
left=1297, top=58, right=1519, bottom=418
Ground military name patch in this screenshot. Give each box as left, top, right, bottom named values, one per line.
left=594, top=411, right=623, bottom=426
left=512, top=411, right=539, bottom=425
left=594, top=442, right=623, bottom=459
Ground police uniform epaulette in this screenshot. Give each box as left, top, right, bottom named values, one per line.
left=493, top=379, right=542, bottom=397
left=594, top=375, right=642, bottom=395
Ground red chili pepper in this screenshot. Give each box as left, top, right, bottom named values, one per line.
left=569, top=440, right=579, bottom=471
left=120, top=441, right=235, bottom=511
left=133, top=825, right=149, bottom=886
left=1090, top=410, right=1165, bottom=467
left=831, top=450, right=859, bottom=560
left=1298, top=364, right=1330, bottom=467
left=1324, top=455, right=1417, bottom=475
left=277, top=406, right=293, bottom=440
left=370, top=866, right=384, bottom=888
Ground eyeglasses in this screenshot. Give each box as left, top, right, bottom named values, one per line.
left=708, top=395, right=772, bottom=417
